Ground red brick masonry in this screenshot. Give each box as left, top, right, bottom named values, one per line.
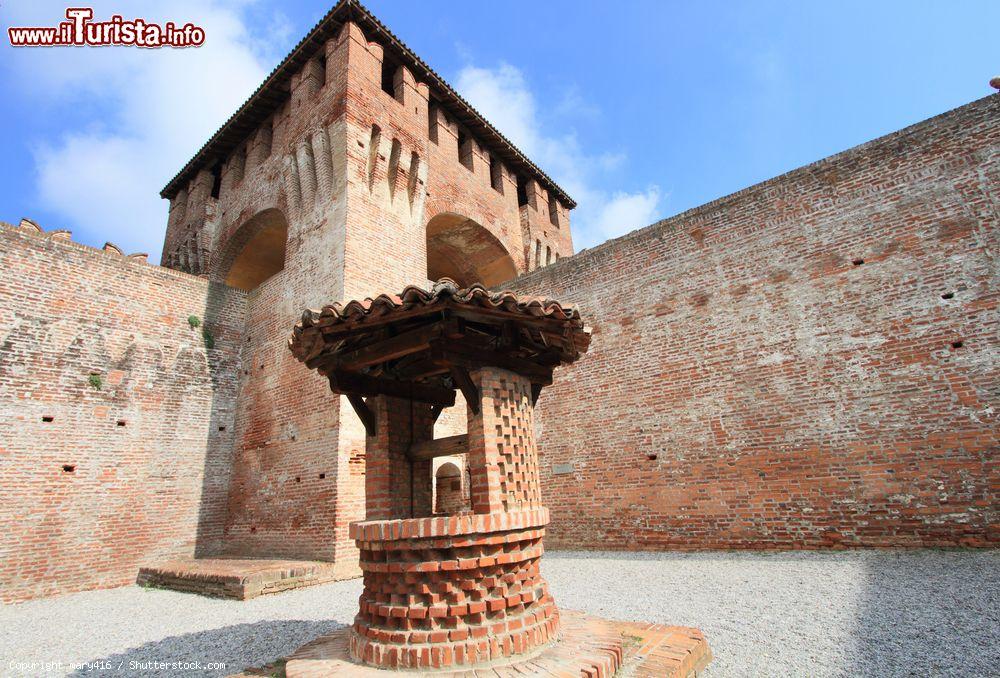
left=349, top=510, right=557, bottom=669
left=269, top=609, right=711, bottom=677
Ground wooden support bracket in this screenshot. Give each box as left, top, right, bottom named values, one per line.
left=346, top=393, right=376, bottom=437
left=449, top=365, right=480, bottom=415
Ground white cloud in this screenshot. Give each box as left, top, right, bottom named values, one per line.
left=590, top=188, right=662, bottom=242
left=5, top=0, right=283, bottom=260
left=455, top=62, right=662, bottom=250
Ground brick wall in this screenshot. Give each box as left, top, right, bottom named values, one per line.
left=506, top=94, right=1000, bottom=550
left=0, top=224, right=246, bottom=603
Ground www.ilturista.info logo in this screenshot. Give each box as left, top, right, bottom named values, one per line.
left=8, top=8, right=206, bottom=48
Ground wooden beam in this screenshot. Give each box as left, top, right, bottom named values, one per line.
left=333, top=323, right=443, bottom=370
left=394, top=358, right=449, bottom=381
left=408, top=434, right=467, bottom=461
left=449, top=365, right=480, bottom=414
left=346, top=393, right=376, bottom=437
left=329, top=370, right=455, bottom=406
left=434, top=341, right=554, bottom=384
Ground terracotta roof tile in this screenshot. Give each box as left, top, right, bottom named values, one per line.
left=288, top=279, right=588, bottom=365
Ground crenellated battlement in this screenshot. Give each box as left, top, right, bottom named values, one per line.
left=158, top=1, right=575, bottom=285
left=4, top=217, right=150, bottom=263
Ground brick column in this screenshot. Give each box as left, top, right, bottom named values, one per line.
left=467, top=368, right=542, bottom=513
left=364, top=396, right=434, bottom=520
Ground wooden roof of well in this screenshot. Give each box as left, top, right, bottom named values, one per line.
left=288, top=279, right=590, bottom=414
left=160, top=0, right=575, bottom=208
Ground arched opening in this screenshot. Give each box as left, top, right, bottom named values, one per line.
left=434, top=461, right=465, bottom=515
left=219, top=208, right=288, bottom=291
left=426, top=212, right=517, bottom=288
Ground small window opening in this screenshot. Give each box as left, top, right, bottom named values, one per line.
left=951, top=340, right=964, bottom=349
left=116, top=420, right=126, bottom=427
left=428, top=103, right=439, bottom=143
left=62, top=464, right=75, bottom=473
left=380, top=57, right=400, bottom=100
left=941, top=292, right=954, bottom=300
left=546, top=246, right=552, bottom=266
left=42, top=415, right=54, bottom=423
left=315, top=54, right=326, bottom=87
left=210, top=163, right=223, bottom=199
left=260, top=121, right=273, bottom=158
left=489, top=155, right=503, bottom=193
left=534, top=240, right=542, bottom=269
left=516, top=177, right=529, bottom=207
left=548, top=195, right=560, bottom=227
left=458, top=129, right=474, bottom=170
left=852, top=258, right=864, bottom=266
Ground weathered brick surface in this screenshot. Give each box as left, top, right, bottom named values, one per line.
left=273, top=609, right=710, bottom=677
left=2, top=1, right=997, bottom=607
left=507, top=94, right=1000, bottom=550
left=0, top=224, right=246, bottom=603
left=136, top=557, right=344, bottom=599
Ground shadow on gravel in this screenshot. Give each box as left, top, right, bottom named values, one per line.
left=853, top=550, right=1000, bottom=677
left=68, top=619, right=345, bottom=678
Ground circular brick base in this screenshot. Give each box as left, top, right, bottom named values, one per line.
left=280, top=609, right=712, bottom=677
left=348, top=509, right=557, bottom=670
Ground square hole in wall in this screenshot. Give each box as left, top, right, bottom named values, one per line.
left=42, top=415, right=54, bottom=423
left=116, top=420, right=126, bottom=427
left=62, top=464, right=75, bottom=473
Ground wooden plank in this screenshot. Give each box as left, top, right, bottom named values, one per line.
left=346, top=393, right=376, bottom=437
left=334, top=323, right=443, bottom=369
left=329, top=370, right=455, bottom=406
left=408, top=434, right=467, bottom=461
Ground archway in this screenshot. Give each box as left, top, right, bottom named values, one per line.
left=426, top=212, right=517, bottom=287
left=434, top=461, right=465, bottom=515
left=217, top=208, right=288, bottom=291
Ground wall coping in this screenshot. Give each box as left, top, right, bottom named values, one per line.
left=349, top=507, right=549, bottom=542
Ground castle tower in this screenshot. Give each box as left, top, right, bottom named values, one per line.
left=155, top=0, right=575, bottom=574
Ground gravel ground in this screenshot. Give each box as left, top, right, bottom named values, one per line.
left=1, top=550, right=997, bottom=677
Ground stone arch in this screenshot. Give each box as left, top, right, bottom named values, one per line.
left=426, top=212, right=517, bottom=288
left=214, top=208, right=288, bottom=291
left=434, top=461, right=465, bottom=515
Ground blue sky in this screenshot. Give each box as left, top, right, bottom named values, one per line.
left=2, top=1, right=997, bottom=261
